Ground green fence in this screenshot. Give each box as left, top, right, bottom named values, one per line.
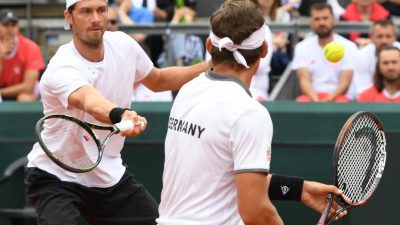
left=1, top=101, right=399, bottom=225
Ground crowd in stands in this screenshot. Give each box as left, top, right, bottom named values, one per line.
left=0, top=0, right=399, bottom=103
left=0, top=8, right=45, bottom=102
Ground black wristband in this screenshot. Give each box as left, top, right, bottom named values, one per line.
left=268, top=174, right=304, bottom=201
left=109, top=107, right=130, bottom=124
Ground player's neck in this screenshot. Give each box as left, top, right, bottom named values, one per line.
left=211, top=63, right=257, bottom=88
left=318, top=36, right=334, bottom=48
left=384, top=79, right=400, bottom=95
left=73, top=36, right=105, bottom=62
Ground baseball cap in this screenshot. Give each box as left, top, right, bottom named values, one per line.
left=0, top=9, right=18, bottom=24
left=64, top=0, right=108, bottom=30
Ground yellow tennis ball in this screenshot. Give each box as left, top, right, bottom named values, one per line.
left=324, top=41, right=344, bottom=63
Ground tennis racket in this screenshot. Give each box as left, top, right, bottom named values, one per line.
left=317, top=111, right=387, bottom=225
left=35, top=114, right=134, bottom=173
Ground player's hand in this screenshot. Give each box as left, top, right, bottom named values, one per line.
left=120, top=110, right=146, bottom=137
left=301, top=181, right=347, bottom=220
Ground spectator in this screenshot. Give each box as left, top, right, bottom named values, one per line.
left=132, top=0, right=157, bottom=10
left=171, top=2, right=196, bottom=23
left=106, top=5, right=172, bottom=101
left=279, top=0, right=302, bottom=20
left=155, top=0, right=203, bottom=99
left=158, top=1, right=204, bottom=68
left=107, top=6, right=119, bottom=31
left=377, top=0, right=400, bottom=16
left=350, top=19, right=400, bottom=98
left=251, top=0, right=291, bottom=78
left=145, top=0, right=175, bottom=65
left=357, top=46, right=400, bottom=102
left=293, top=2, right=358, bottom=102
left=113, top=0, right=154, bottom=24
left=340, top=0, right=390, bottom=47
left=0, top=9, right=45, bottom=102
left=152, top=0, right=174, bottom=22
left=112, top=0, right=152, bottom=43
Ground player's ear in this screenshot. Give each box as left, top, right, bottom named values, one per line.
left=64, top=10, right=72, bottom=28
left=206, top=38, right=212, bottom=55
left=260, top=41, right=268, bottom=58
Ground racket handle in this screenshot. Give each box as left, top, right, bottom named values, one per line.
left=317, top=193, right=334, bottom=225
left=115, top=120, right=134, bottom=132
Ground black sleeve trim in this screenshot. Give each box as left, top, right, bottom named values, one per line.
left=234, top=169, right=269, bottom=174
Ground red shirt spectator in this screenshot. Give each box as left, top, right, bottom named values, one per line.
left=1, top=34, right=44, bottom=87
left=0, top=9, right=45, bottom=101
left=357, top=86, right=400, bottom=102
left=357, top=46, right=400, bottom=103
left=340, top=2, right=390, bottom=43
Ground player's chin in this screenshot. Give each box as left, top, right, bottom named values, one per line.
left=89, top=29, right=104, bottom=37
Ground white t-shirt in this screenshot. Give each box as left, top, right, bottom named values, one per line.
left=352, top=41, right=400, bottom=97
left=158, top=71, right=273, bottom=225
left=292, top=33, right=358, bottom=96
left=27, top=31, right=153, bottom=188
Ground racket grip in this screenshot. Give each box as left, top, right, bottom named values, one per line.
left=317, top=193, right=334, bottom=225
left=115, top=120, right=134, bottom=132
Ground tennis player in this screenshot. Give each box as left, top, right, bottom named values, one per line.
left=25, top=0, right=207, bottom=225
left=157, top=1, right=345, bottom=224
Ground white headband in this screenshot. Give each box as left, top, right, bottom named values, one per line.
left=64, top=0, right=108, bottom=30
left=209, top=25, right=266, bottom=68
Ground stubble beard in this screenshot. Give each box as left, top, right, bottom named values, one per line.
left=316, top=27, right=333, bottom=39
left=383, top=72, right=400, bottom=82
left=77, top=30, right=104, bottom=49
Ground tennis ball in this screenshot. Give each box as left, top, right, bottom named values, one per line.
left=324, top=41, right=344, bottom=63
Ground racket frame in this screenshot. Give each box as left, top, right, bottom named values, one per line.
left=332, top=111, right=386, bottom=206
left=35, top=114, right=123, bottom=173
left=318, top=111, right=386, bottom=225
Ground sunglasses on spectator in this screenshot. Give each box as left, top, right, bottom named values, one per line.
left=108, top=19, right=117, bottom=25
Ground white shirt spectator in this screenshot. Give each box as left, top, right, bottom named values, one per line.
left=292, top=33, right=358, bottom=97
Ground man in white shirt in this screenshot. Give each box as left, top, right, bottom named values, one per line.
left=293, top=2, right=358, bottom=102
left=158, top=1, right=345, bottom=225
left=351, top=19, right=400, bottom=98
left=25, top=0, right=207, bottom=225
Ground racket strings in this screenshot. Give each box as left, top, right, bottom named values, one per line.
left=40, top=118, right=100, bottom=169
left=336, top=116, right=385, bottom=205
